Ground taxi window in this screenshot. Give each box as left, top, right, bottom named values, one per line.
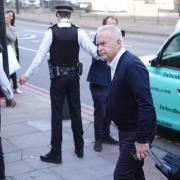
left=161, top=34, right=180, bottom=69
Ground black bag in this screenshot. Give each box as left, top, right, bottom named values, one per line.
left=150, top=148, right=180, bottom=180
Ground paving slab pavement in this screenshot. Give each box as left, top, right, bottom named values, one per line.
left=1, top=84, right=168, bottom=180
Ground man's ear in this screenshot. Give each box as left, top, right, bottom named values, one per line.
left=56, top=12, right=58, bottom=17
left=117, top=39, right=121, bottom=45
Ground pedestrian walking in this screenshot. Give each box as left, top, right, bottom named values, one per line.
left=6, top=10, right=22, bottom=94
left=0, top=44, right=16, bottom=180
left=96, top=25, right=156, bottom=180
left=87, top=16, right=119, bottom=152
left=19, top=1, right=98, bottom=164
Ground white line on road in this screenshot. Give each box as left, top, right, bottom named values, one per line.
left=19, top=46, right=37, bottom=52
left=21, top=29, right=46, bottom=35
left=18, top=34, right=37, bottom=40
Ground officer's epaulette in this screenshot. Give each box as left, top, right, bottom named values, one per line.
left=47, top=23, right=57, bottom=30
left=71, top=23, right=80, bottom=29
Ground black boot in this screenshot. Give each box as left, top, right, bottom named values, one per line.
left=74, top=148, right=84, bottom=158
left=40, top=149, right=62, bottom=164
left=93, top=139, right=102, bottom=152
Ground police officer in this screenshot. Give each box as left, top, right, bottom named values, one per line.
left=0, top=44, right=16, bottom=179
left=19, top=1, right=98, bottom=164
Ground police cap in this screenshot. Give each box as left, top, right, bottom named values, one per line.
left=55, top=1, right=73, bottom=13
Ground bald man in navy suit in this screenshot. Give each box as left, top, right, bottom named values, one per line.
left=96, top=25, right=156, bottom=180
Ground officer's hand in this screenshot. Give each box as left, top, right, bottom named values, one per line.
left=19, top=74, right=28, bottom=85
left=135, top=142, right=150, bottom=161
left=10, top=98, right=16, bottom=108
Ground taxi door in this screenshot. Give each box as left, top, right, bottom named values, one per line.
left=148, top=33, right=180, bottom=131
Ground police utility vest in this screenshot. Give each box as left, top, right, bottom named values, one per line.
left=49, top=23, right=79, bottom=66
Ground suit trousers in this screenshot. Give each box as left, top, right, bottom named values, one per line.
left=90, top=84, right=111, bottom=140
left=114, top=129, right=145, bottom=180
left=50, top=72, right=84, bottom=153
left=0, top=109, right=5, bottom=180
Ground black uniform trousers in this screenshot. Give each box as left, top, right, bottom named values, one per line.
left=114, top=129, right=145, bottom=180
left=0, top=107, right=5, bottom=180
left=90, top=83, right=111, bottom=140
left=50, top=71, right=84, bottom=154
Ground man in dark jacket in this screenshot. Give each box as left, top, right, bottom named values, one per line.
left=87, top=16, right=119, bottom=152
left=96, top=25, right=156, bottom=180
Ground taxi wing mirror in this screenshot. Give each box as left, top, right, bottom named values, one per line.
left=150, top=58, right=159, bottom=67
left=121, top=30, right=125, bottom=37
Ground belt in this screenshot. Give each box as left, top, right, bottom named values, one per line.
left=55, top=66, right=76, bottom=75
left=48, top=64, right=77, bottom=79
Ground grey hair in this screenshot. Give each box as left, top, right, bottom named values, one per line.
left=97, top=25, right=122, bottom=40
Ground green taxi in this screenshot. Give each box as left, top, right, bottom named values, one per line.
left=141, top=29, right=180, bottom=132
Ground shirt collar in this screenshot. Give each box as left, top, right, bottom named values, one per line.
left=59, top=18, right=70, bottom=23
left=109, top=47, right=126, bottom=71
left=57, top=18, right=71, bottom=27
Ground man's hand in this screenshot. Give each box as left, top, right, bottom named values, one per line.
left=19, top=74, right=28, bottom=85
left=135, top=142, right=150, bottom=161
left=10, top=98, right=16, bottom=108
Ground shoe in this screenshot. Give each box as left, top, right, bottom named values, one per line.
left=40, top=151, right=62, bottom=164
left=14, top=88, right=22, bottom=94
left=74, top=148, right=84, bottom=158
left=93, top=139, right=102, bottom=152
left=102, top=136, right=119, bottom=145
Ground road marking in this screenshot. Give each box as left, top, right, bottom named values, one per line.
left=19, top=46, right=37, bottom=52
left=21, top=29, right=46, bottom=35
left=19, top=46, right=50, bottom=56
left=23, top=83, right=94, bottom=116
left=18, top=35, right=37, bottom=40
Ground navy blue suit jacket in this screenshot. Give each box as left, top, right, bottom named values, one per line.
left=87, top=58, right=109, bottom=86
left=108, top=50, right=156, bottom=143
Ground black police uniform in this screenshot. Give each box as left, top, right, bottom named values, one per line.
left=49, top=23, right=84, bottom=155
left=30, top=2, right=97, bottom=163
